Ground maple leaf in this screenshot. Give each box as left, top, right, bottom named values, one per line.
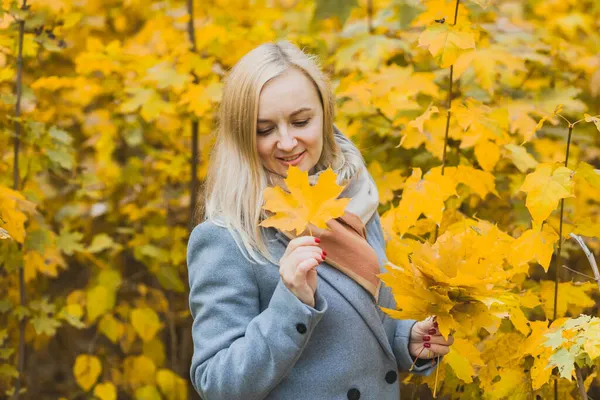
left=367, top=161, right=404, bottom=204
left=507, top=223, right=559, bottom=272
left=542, top=315, right=600, bottom=381
left=584, top=113, right=600, bottom=132
left=259, top=166, right=351, bottom=235
left=393, top=167, right=457, bottom=234
left=418, top=20, right=476, bottom=68
left=408, top=103, right=439, bottom=134
left=520, top=163, right=575, bottom=224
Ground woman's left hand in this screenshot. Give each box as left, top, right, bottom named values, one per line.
left=408, top=316, right=454, bottom=359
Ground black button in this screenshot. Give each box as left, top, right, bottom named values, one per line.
left=347, top=388, right=360, bottom=400
left=385, top=370, right=397, bottom=384
left=296, top=323, right=307, bottom=334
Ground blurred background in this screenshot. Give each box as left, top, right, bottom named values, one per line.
left=0, top=0, right=599, bottom=398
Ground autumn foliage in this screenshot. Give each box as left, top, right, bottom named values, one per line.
left=1, top=0, right=599, bottom=399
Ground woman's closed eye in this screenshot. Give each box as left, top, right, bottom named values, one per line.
left=257, top=119, right=311, bottom=135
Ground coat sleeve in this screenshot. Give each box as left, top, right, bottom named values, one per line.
left=187, top=221, right=328, bottom=400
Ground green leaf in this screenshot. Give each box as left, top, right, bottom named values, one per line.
left=313, top=0, right=358, bottom=24
left=154, top=266, right=185, bottom=293
left=56, top=229, right=85, bottom=255
left=98, top=269, right=122, bottom=291
left=46, top=148, right=74, bottom=170
left=0, top=363, right=18, bottom=379
left=49, top=126, right=73, bottom=145
left=138, top=244, right=169, bottom=263
left=0, top=348, right=15, bottom=360
left=31, top=315, right=61, bottom=336
left=548, top=347, right=575, bottom=380
left=88, top=233, right=115, bottom=253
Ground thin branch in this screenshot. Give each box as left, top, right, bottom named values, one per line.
left=561, top=265, right=598, bottom=282
left=575, top=365, right=588, bottom=400
left=569, top=233, right=600, bottom=293
left=573, top=114, right=600, bottom=126
left=555, top=113, right=572, bottom=126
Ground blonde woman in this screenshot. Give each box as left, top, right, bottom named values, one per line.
left=187, top=40, right=453, bottom=400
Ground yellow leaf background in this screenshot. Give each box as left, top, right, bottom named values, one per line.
left=0, top=0, right=598, bottom=398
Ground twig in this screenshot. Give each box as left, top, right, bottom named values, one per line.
left=575, top=365, right=588, bottom=400
left=561, top=265, right=599, bottom=282
left=569, top=233, right=600, bottom=293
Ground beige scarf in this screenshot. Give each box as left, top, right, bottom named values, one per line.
left=264, top=132, right=383, bottom=302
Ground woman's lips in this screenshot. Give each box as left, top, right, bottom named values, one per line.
left=278, top=151, right=306, bottom=166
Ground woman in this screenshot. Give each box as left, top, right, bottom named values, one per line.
left=187, top=40, right=453, bottom=400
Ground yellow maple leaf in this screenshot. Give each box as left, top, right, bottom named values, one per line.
left=73, top=354, right=102, bottom=392
left=444, top=338, right=484, bottom=384
left=367, top=161, right=404, bottom=204
left=508, top=223, right=559, bottom=272
left=418, top=20, right=476, bottom=68
left=520, top=163, right=575, bottom=224
left=0, top=185, right=36, bottom=244
left=93, top=382, right=117, bottom=400
left=408, top=103, right=439, bottom=134
left=131, top=307, right=163, bottom=343
left=156, top=369, right=188, bottom=400
left=393, top=167, right=456, bottom=234
left=259, top=165, right=351, bottom=235
left=124, top=355, right=156, bottom=388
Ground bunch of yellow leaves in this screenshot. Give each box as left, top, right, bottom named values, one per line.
left=379, top=219, right=530, bottom=340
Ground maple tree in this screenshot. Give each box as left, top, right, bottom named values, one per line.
left=0, top=0, right=599, bottom=399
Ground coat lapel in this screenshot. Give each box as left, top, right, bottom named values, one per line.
left=272, top=229, right=396, bottom=362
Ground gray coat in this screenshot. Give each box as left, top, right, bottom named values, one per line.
left=187, top=211, right=437, bottom=400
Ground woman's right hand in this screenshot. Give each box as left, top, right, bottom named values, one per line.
left=279, top=236, right=325, bottom=308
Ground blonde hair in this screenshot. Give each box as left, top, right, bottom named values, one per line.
left=195, top=40, right=364, bottom=265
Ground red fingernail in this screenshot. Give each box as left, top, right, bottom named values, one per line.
left=322, top=250, right=327, bottom=256
left=315, top=238, right=321, bottom=243
left=428, top=328, right=436, bottom=335
left=424, top=342, right=431, bottom=348
left=423, top=335, right=431, bottom=341
left=322, top=253, right=326, bottom=259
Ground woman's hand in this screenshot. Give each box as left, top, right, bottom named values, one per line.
left=279, top=236, right=325, bottom=308
left=408, top=316, right=454, bottom=360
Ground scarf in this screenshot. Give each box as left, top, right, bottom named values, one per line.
left=264, top=128, right=383, bottom=302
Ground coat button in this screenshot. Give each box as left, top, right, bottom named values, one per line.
left=347, top=388, right=360, bottom=400
left=385, top=370, right=397, bottom=384
left=296, top=323, right=307, bottom=334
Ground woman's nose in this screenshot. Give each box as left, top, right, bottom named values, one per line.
left=277, top=132, right=298, bottom=151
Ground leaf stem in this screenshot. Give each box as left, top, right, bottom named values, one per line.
left=572, top=114, right=600, bottom=126
left=433, top=354, right=440, bottom=398
left=555, top=113, right=572, bottom=126
left=409, top=346, right=426, bottom=371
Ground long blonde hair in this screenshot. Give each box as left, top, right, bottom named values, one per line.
left=196, top=40, right=364, bottom=265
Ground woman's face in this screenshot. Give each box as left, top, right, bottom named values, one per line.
left=256, top=67, right=324, bottom=177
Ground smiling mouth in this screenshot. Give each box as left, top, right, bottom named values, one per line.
left=277, top=151, right=305, bottom=161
